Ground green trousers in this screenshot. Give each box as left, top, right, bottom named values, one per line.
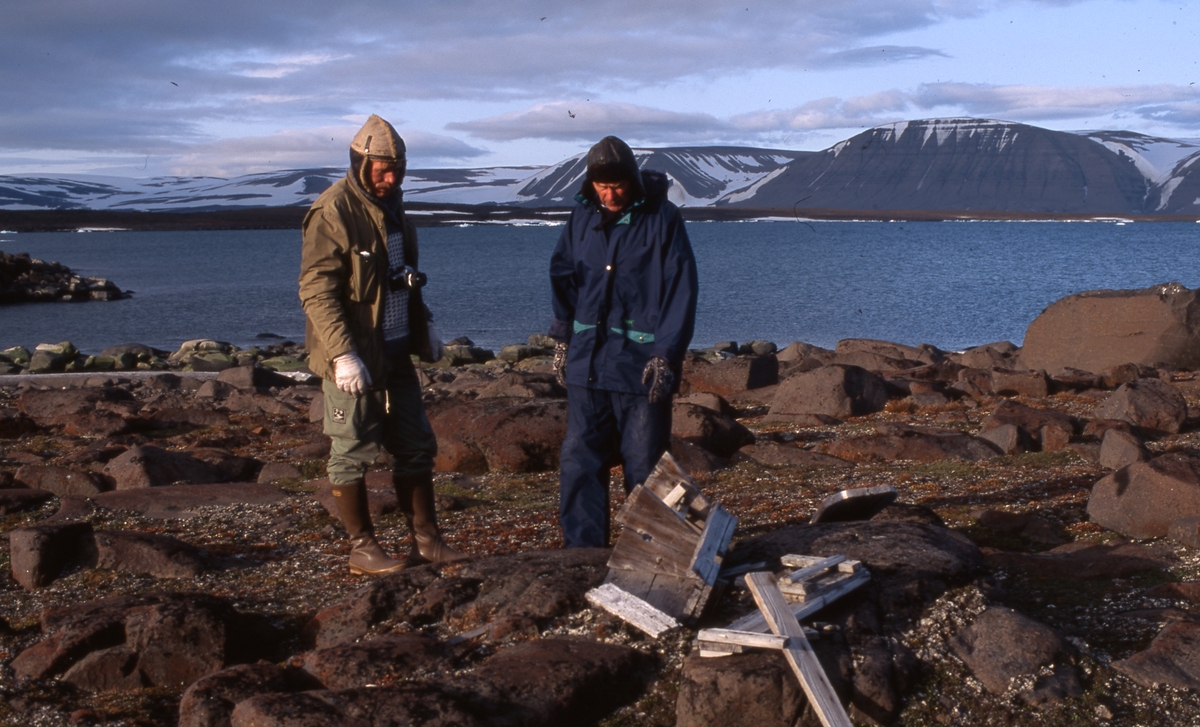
left=322, top=354, right=437, bottom=485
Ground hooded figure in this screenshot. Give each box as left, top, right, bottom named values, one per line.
left=299, top=114, right=465, bottom=575
left=548, top=135, right=699, bottom=548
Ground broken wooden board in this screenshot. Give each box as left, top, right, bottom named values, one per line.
left=779, top=569, right=860, bottom=602
left=781, top=554, right=862, bottom=576
left=586, top=582, right=679, bottom=638
left=809, top=484, right=897, bottom=524
left=726, top=569, right=870, bottom=633
left=696, top=626, right=819, bottom=657
left=605, top=451, right=736, bottom=625
left=745, top=572, right=853, bottom=727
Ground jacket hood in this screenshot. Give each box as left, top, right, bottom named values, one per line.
left=350, top=115, right=406, bottom=161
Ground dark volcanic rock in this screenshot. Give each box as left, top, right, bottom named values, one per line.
left=15, top=386, right=137, bottom=427
left=92, top=482, right=289, bottom=519
left=669, top=436, right=729, bottom=479
left=93, top=530, right=206, bottom=579
left=949, top=607, right=1078, bottom=697
left=425, top=397, right=568, bottom=474
left=0, top=487, right=54, bottom=515
left=297, top=633, right=445, bottom=690
left=303, top=549, right=608, bottom=649
left=820, top=423, right=999, bottom=463
left=732, top=440, right=853, bottom=468
left=102, top=444, right=256, bottom=488
left=459, top=638, right=656, bottom=726
left=683, top=355, right=779, bottom=398
left=766, top=364, right=889, bottom=420
left=9, top=520, right=95, bottom=589
left=983, top=540, right=1178, bottom=580
left=231, top=683, right=484, bottom=727
left=14, top=464, right=110, bottom=496
left=1088, top=454, right=1200, bottom=538
left=1114, top=620, right=1200, bottom=690
left=1092, top=377, right=1188, bottom=435
left=11, top=592, right=275, bottom=689
left=1099, top=428, right=1152, bottom=470
left=979, top=399, right=1075, bottom=451
left=671, top=402, right=755, bottom=457
left=179, top=662, right=291, bottom=727
left=726, top=520, right=984, bottom=626
left=60, top=646, right=145, bottom=691
left=1021, top=283, right=1200, bottom=373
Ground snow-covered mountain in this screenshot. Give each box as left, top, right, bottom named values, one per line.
left=2, top=120, right=1199, bottom=216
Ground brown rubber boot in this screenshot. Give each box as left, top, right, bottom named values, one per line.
left=331, top=482, right=406, bottom=576
left=393, top=471, right=467, bottom=564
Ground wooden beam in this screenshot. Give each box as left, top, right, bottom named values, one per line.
left=781, top=555, right=845, bottom=584
left=586, top=583, right=680, bottom=637
left=725, top=570, right=870, bottom=633
left=780, top=570, right=859, bottom=602
left=781, top=553, right=862, bottom=574
left=745, top=572, right=853, bottom=727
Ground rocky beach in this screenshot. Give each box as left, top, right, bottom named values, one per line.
left=6, top=283, right=1200, bottom=726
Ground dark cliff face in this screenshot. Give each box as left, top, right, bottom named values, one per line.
left=1149, top=151, right=1200, bottom=215
left=738, top=118, right=1151, bottom=214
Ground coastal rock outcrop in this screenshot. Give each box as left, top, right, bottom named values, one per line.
left=0, top=250, right=131, bottom=304
left=1020, top=283, right=1200, bottom=373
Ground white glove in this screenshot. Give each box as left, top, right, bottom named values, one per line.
left=332, top=351, right=371, bottom=396
left=427, top=322, right=444, bottom=363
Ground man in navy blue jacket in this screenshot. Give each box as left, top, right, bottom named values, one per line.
left=549, top=136, right=699, bottom=548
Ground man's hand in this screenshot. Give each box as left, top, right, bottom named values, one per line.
left=642, top=357, right=673, bottom=404
left=427, top=322, right=444, bottom=363
left=333, top=352, right=372, bottom=396
left=553, top=342, right=569, bottom=387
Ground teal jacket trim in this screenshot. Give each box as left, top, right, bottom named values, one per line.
left=573, top=320, right=654, bottom=343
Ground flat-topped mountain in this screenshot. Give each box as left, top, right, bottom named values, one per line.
left=2, top=119, right=1199, bottom=217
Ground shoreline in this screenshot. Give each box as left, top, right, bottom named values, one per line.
left=2, top=205, right=1199, bottom=232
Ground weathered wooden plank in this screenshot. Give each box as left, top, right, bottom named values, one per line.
left=780, top=570, right=859, bottom=601
left=697, top=627, right=820, bottom=655
left=605, top=568, right=658, bottom=600
left=586, top=583, right=680, bottom=638
left=690, top=504, right=737, bottom=585
left=780, top=555, right=845, bottom=584
left=661, top=482, right=689, bottom=509
left=781, top=554, right=862, bottom=574
left=725, top=570, right=870, bottom=633
left=698, top=629, right=791, bottom=650
left=745, top=573, right=852, bottom=727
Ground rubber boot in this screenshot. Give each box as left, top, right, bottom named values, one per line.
left=331, top=482, right=406, bottom=576
left=393, top=471, right=467, bottom=564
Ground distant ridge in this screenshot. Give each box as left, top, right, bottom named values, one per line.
left=2, top=119, right=1199, bottom=217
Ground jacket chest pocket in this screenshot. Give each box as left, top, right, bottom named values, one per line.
left=348, top=247, right=380, bottom=303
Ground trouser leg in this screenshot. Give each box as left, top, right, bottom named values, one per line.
left=379, top=353, right=464, bottom=562
left=613, top=391, right=673, bottom=493
left=559, top=386, right=618, bottom=548
left=322, top=380, right=403, bottom=575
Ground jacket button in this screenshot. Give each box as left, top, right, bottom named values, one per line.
left=605, top=265, right=612, bottom=271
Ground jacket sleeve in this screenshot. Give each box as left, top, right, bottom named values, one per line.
left=548, top=214, right=579, bottom=342
left=299, top=203, right=356, bottom=363
left=650, top=211, right=698, bottom=366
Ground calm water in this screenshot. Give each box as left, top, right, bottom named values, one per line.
left=2, top=221, right=1199, bottom=355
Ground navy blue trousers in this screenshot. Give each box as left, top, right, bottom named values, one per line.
left=559, top=385, right=672, bottom=548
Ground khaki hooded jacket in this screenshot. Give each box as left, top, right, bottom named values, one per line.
left=299, top=171, right=431, bottom=384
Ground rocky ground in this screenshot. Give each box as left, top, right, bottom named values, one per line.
left=5, top=333, right=1200, bottom=726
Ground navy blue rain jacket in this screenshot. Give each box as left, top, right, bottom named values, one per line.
left=549, top=171, right=698, bottom=395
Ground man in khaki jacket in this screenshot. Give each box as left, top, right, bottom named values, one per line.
left=300, top=114, right=465, bottom=575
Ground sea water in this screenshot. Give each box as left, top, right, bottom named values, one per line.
left=1, top=220, right=1198, bottom=355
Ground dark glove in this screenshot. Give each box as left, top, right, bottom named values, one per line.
left=553, top=342, right=569, bottom=388
left=642, top=356, right=674, bottom=404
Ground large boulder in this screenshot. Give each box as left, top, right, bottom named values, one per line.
left=14, top=464, right=110, bottom=496
left=683, top=355, right=779, bottom=398
left=1114, top=620, right=1200, bottom=690
left=102, top=445, right=257, bottom=488
left=1088, top=454, right=1200, bottom=538
left=426, top=397, right=568, bottom=474
left=1092, top=377, right=1188, bottom=435
left=949, top=607, right=1080, bottom=699
left=820, top=423, right=999, bottom=463
left=9, top=520, right=95, bottom=589
left=979, top=400, right=1075, bottom=452
left=671, top=402, right=755, bottom=457
left=1020, top=283, right=1200, bottom=373
left=766, top=364, right=889, bottom=420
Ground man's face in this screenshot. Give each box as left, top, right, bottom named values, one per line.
left=593, top=180, right=632, bottom=213
left=367, top=159, right=404, bottom=198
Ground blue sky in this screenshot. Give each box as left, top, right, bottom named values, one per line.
left=1, top=0, right=1196, bottom=177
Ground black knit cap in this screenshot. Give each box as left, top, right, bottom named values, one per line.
left=586, top=136, right=640, bottom=185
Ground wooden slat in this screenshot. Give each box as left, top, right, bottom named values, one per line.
left=781, top=554, right=862, bottom=574
left=661, top=483, right=689, bottom=509
left=604, top=568, right=658, bottom=600
left=780, top=555, right=845, bottom=584
left=698, top=628, right=791, bottom=650
left=725, top=570, right=870, bottom=633
left=745, top=573, right=852, bottom=727
left=689, top=504, right=737, bottom=586
left=586, top=583, right=679, bottom=638
left=780, top=570, right=858, bottom=601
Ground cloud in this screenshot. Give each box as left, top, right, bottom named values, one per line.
left=911, top=82, right=1200, bottom=123
left=166, top=126, right=487, bottom=177
left=447, top=102, right=729, bottom=142
left=810, top=45, right=951, bottom=69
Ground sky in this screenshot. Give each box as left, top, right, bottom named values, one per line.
left=1, top=0, right=1197, bottom=178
